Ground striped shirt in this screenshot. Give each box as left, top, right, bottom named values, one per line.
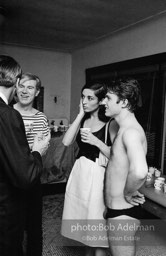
left=22, top=111, right=49, bottom=149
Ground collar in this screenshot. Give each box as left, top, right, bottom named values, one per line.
left=0, top=92, right=8, bottom=105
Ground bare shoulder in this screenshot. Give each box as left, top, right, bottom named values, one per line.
left=123, top=124, right=147, bottom=151
left=122, top=125, right=146, bottom=144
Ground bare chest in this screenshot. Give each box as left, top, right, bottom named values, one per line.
left=109, top=133, right=129, bottom=173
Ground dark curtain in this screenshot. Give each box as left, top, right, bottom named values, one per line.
left=161, top=70, right=166, bottom=173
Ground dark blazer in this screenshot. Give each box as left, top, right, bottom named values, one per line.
left=0, top=97, right=43, bottom=256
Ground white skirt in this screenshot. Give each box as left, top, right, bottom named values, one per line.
left=61, top=156, right=109, bottom=247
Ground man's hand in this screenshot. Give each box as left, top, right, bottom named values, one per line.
left=32, top=131, right=51, bottom=156
left=125, top=191, right=145, bottom=206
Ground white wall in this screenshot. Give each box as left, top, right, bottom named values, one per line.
left=0, top=45, right=72, bottom=121
left=71, top=13, right=166, bottom=121
left=1, top=13, right=166, bottom=123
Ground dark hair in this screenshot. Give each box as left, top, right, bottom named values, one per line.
left=21, top=73, right=41, bottom=91
left=81, top=82, right=109, bottom=122
left=107, top=78, right=141, bottom=112
left=81, top=82, right=107, bottom=101
left=0, top=55, right=22, bottom=88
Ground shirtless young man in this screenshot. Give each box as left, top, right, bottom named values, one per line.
left=103, top=78, right=148, bottom=256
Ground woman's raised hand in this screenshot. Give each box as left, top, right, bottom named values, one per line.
left=79, top=98, right=85, bottom=116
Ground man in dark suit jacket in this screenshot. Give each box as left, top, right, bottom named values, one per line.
left=0, top=55, right=50, bottom=256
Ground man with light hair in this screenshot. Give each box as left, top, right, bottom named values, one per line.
left=14, top=72, right=50, bottom=256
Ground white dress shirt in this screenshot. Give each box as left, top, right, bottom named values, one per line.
left=0, top=91, right=8, bottom=104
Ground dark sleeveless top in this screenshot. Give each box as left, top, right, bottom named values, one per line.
left=76, top=122, right=112, bottom=162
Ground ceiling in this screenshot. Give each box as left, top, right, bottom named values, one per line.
left=1, top=0, right=166, bottom=53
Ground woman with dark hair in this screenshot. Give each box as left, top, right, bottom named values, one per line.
left=61, top=82, right=118, bottom=256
